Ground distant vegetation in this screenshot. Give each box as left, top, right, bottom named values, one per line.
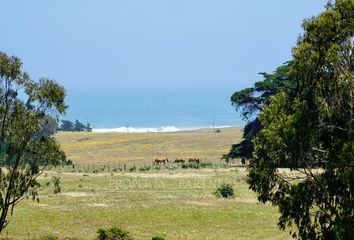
left=58, top=119, right=92, bottom=132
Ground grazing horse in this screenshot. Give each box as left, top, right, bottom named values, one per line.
left=174, top=158, right=185, bottom=163
left=188, top=158, right=200, bottom=164
left=154, top=158, right=169, bottom=165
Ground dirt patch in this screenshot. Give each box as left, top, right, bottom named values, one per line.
left=234, top=198, right=258, bottom=204
left=62, top=192, right=88, bottom=197
left=122, top=172, right=208, bottom=179
left=89, top=203, right=109, bottom=208
left=183, top=200, right=214, bottom=206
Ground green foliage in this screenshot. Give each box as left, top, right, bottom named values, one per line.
left=0, top=52, right=67, bottom=231
left=248, top=1, right=354, bottom=239
left=34, top=236, right=78, bottom=240
left=139, top=165, right=151, bottom=172
left=39, top=116, right=59, bottom=137
left=73, top=120, right=87, bottom=132
left=97, top=227, right=132, bottom=240
left=224, top=62, right=293, bottom=161
left=51, top=177, right=61, bottom=194
left=37, top=236, right=58, bottom=240
left=215, top=183, right=235, bottom=198
left=59, top=119, right=92, bottom=132
left=128, top=165, right=136, bottom=172
left=151, top=236, right=165, bottom=240
left=59, top=120, right=73, bottom=131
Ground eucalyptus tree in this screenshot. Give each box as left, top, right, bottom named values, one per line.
left=248, top=1, right=354, bottom=239
left=0, top=52, right=67, bottom=231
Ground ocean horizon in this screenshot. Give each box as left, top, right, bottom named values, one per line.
left=64, top=90, right=243, bottom=132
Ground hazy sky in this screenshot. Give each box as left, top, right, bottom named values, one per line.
left=1, top=1, right=327, bottom=95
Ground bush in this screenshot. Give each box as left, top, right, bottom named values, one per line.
left=112, top=167, right=122, bottom=172
left=128, top=166, right=136, bottom=172
left=151, top=236, right=165, bottom=240
left=163, top=164, right=180, bottom=170
left=215, top=183, right=235, bottom=198
left=153, top=165, right=161, bottom=170
left=200, top=162, right=213, bottom=168
left=38, top=236, right=58, bottom=240
left=93, top=167, right=105, bottom=173
left=97, top=227, right=132, bottom=240
left=139, top=165, right=151, bottom=172
left=35, top=237, right=78, bottom=240
left=51, top=176, right=61, bottom=194
left=181, top=162, right=200, bottom=169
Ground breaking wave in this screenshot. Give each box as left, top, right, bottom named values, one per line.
left=92, top=125, right=231, bottom=133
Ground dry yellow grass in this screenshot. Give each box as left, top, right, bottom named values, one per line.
left=56, top=127, right=243, bottom=165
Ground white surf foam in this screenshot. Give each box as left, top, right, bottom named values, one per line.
left=92, top=125, right=231, bottom=133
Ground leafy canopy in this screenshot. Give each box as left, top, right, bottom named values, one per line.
left=0, top=52, right=67, bottom=231
left=224, top=62, right=293, bottom=160
left=248, top=1, right=354, bottom=239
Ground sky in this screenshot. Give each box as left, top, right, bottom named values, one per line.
left=1, top=0, right=327, bottom=97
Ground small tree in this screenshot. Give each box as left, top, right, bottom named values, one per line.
left=0, top=52, right=67, bottom=232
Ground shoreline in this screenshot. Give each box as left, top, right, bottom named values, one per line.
left=91, top=125, right=242, bottom=133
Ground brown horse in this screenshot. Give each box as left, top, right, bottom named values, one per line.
left=188, top=158, right=200, bottom=164
left=174, top=158, right=185, bottom=163
left=154, top=158, right=169, bottom=165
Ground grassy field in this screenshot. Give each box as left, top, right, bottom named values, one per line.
left=1, top=127, right=292, bottom=239
left=3, top=168, right=290, bottom=240
left=55, top=127, right=243, bottom=165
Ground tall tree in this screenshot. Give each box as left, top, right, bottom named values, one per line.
left=248, top=1, right=354, bottom=239
left=0, top=52, right=67, bottom=231
left=74, top=119, right=87, bottom=132
left=59, top=120, right=74, bottom=131
left=223, top=62, right=293, bottom=160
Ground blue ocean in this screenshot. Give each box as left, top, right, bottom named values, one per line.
left=64, top=90, right=243, bottom=132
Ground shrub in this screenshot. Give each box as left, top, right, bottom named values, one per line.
left=139, top=165, right=151, bottom=172
left=163, top=164, right=180, bottom=170
left=112, top=167, right=122, bottom=172
left=151, top=236, right=165, bottom=240
left=38, top=236, right=58, bottom=240
left=200, top=162, right=213, bottom=168
left=97, top=227, right=132, bottom=240
left=153, top=165, right=161, bottom=170
left=215, top=183, right=235, bottom=198
left=51, top=176, right=61, bottom=194
left=93, top=167, right=106, bottom=173
left=181, top=162, right=200, bottom=169
left=35, top=237, right=78, bottom=240
left=34, top=237, right=78, bottom=240
left=128, top=166, right=137, bottom=172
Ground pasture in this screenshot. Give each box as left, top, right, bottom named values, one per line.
left=3, top=168, right=291, bottom=240
left=2, top=128, right=291, bottom=239
left=55, top=127, right=243, bottom=166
